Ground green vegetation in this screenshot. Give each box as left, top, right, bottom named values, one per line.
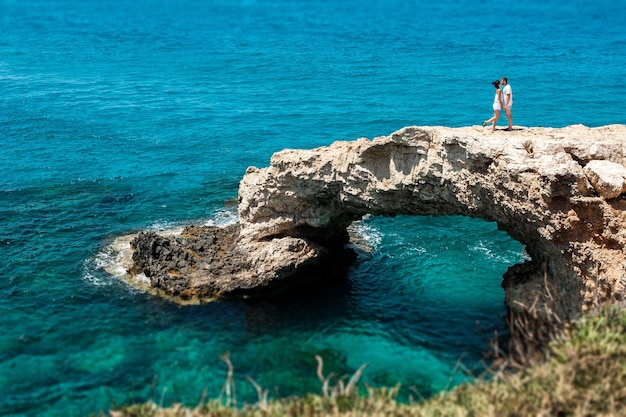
left=106, top=306, right=626, bottom=417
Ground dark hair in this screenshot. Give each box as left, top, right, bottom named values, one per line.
left=492, top=80, right=501, bottom=88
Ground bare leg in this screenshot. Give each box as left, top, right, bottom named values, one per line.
left=484, top=110, right=500, bottom=131
left=505, top=107, right=512, bottom=130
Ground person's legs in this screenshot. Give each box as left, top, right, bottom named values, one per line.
left=505, top=107, right=512, bottom=130
left=488, top=109, right=499, bottom=131
left=484, top=109, right=500, bottom=129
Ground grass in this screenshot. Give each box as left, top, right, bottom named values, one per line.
left=103, top=305, right=626, bottom=417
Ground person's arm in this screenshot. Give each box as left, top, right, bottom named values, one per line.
left=504, top=87, right=511, bottom=107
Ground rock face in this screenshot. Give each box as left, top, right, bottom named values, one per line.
left=129, top=124, right=626, bottom=318
left=128, top=224, right=356, bottom=301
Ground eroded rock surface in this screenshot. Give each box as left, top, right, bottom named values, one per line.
left=128, top=223, right=356, bottom=301
left=128, top=124, right=626, bottom=317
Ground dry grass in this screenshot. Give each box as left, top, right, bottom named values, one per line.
left=103, top=306, right=626, bottom=417
left=419, top=305, right=626, bottom=416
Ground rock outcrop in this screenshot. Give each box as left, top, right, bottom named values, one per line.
left=127, top=124, right=626, bottom=318
left=128, top=223, right=356, bottom=301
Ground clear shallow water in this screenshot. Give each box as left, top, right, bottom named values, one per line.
left=1, top=0, right=624, bottom=415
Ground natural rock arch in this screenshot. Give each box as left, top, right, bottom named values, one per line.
left=128, top=125, right=626, bottom=319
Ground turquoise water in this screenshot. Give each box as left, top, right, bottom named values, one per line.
left=1, top=0, right=625, bottom=415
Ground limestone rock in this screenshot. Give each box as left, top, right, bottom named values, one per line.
left=583, top=159, right=626, bottom=199
left=124, top=124, right=626, bottom=320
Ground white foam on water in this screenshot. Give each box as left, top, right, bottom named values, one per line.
left=146, top=221, right=185, bottom=235
left=203, top=208, right=238, bottom=227
left=408, top=245, right=427, bottom=255
left=82, top=233, right=138, bottom=287
left=471, top=240, right=529, bottom=264
left=146, top=208, right=238, bottom=233
left=348, top=216, right=383, bottom=250
left=82, top=263, right=111, bottom=287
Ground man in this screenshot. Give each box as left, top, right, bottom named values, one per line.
left=501, top=77, right=513, bottom=131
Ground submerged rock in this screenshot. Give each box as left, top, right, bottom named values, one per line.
left=125, top=124, right=626, bottom=320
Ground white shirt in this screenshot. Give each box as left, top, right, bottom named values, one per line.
left=502, top=84, right=513, bottom=108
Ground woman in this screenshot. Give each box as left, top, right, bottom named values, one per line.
left=483, top=80, right=503, bottom=131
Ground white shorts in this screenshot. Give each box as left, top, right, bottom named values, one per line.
left=493, top=103, right=501, bottom=111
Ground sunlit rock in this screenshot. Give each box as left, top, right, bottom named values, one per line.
left=127, top=124, right=626, bottom=319
left=583, top=159, right=626, bottom=199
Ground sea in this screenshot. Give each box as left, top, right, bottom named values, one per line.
left=1, top=0, right=625, bottom=415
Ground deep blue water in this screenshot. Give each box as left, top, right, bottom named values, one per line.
left=1, top=0, right=625, bottom=415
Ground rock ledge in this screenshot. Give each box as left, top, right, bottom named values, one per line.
left=124, top=124, right=626, bottom=317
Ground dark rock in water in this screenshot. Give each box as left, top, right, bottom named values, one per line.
left=128, top=223, right=356, bottom=302
left=128, top=224, right=238, bottom=299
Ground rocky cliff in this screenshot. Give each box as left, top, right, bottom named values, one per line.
left=127, top=124, right=626, bottom=318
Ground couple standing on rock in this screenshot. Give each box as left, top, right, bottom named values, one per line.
left=483, top=77, right=513, bottom=131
